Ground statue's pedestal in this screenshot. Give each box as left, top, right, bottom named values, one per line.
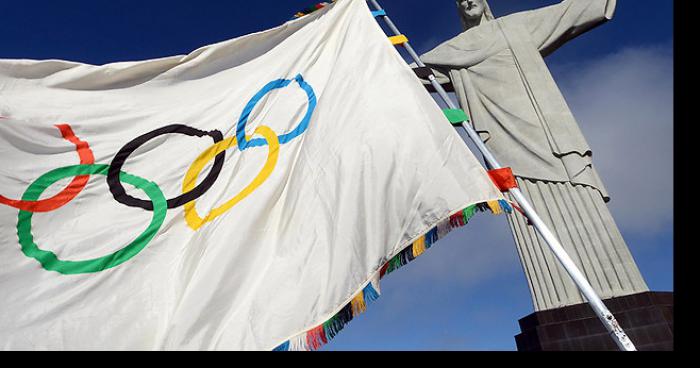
left=515, top=291, right=673, bottom=351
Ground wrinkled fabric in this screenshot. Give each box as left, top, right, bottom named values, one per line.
left=0, top=0, right=502, bottom=350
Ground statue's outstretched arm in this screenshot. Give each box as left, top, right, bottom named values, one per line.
left=520, top=0, right=617, bottom=57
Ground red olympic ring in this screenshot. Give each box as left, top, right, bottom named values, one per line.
left=0, top=124, right=95, bottom=212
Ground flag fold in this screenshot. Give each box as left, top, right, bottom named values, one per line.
left=0, top=0, right=503, bottom=350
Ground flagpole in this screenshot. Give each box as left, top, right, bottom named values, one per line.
left=367, top=0, right=636, bottom=351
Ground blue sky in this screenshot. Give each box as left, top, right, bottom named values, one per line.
left=0, top=0, right=673, bottom=350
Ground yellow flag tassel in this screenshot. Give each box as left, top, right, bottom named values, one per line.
left=487, top=200, right=503, bottom=215
left=351, top=291, right=367, bottom=316
left=412, top=236, right=426, bottom=258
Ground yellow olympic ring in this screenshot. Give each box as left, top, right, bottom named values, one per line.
left=182, top=125, right=279, bottom=230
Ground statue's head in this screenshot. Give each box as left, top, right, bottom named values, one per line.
left=455, top=0, right=495, bottom=31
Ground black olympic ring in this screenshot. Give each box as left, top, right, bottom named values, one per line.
left=107, top=124, right=226, bottom=211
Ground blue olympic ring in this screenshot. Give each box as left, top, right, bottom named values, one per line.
left=236, top=74, right=317, bottom=151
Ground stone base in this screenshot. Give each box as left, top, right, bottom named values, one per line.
left=515, top=291, right=673, bottom=351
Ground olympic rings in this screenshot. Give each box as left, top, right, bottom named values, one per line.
left=236, top=74, right=316, bottom=151
left=16, top=164, right=167, bottom=275
left=4, top=74, right=316, bottom=274
left=183, top=125, right=279, bottom=230
left=0, top=124, right=95, bottom=212
left=107, top=124, right=225, bottom=211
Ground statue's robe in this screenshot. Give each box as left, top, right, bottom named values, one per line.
left=421, top=0, right=649, bottom=310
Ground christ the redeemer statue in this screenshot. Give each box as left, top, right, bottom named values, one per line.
left=420, top=0, right=649, bottom=311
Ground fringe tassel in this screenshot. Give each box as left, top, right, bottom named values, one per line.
left=273, top=199, right=509, bottom=351
left=287, top=333, right=308, bottom=351
left=350, top=291, right=367, bottom=316
left=486, top=200, right=503, bottom=215
left=412, top=236, right=426, bottom=258
left=425, top=227, right=438, bottom=249
left=476, top=202, right=491, bottom=213
left=498, top=199, right=514, bottom=214
left=449, top=212, right=465, bottom=228
left=273, top=341, right=290, bottom=351
left=292, top=1, right=331, bottom=18
left=379, top=263, right=389, bottom=278
left=462, top=205, right=477, bottom=224
left=306, top=325, right=327, bottom=351
left=323, top=312, right=345, bottom=340
left=363, top=283, right=380, bottom=304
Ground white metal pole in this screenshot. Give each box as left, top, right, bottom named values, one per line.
left=367, top=0, right=636, bottom=351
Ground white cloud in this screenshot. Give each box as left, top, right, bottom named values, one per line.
left=552, top=42, right=674, bottom=237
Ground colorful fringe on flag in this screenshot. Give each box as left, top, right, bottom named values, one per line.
left=272, top=199, right=513, bottom=351
left=292, top=2, right=334, bottom=19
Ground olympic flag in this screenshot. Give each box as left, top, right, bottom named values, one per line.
left=0, top=0, right=504, bottom=350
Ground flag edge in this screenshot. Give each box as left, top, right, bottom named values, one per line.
left=269, top=197, right=514, bottom=351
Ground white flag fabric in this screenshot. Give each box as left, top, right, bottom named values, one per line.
left=0, top=0, right=505, bottom=350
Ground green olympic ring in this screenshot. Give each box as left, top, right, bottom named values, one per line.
left=16, top=164, right=167, bottom=275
